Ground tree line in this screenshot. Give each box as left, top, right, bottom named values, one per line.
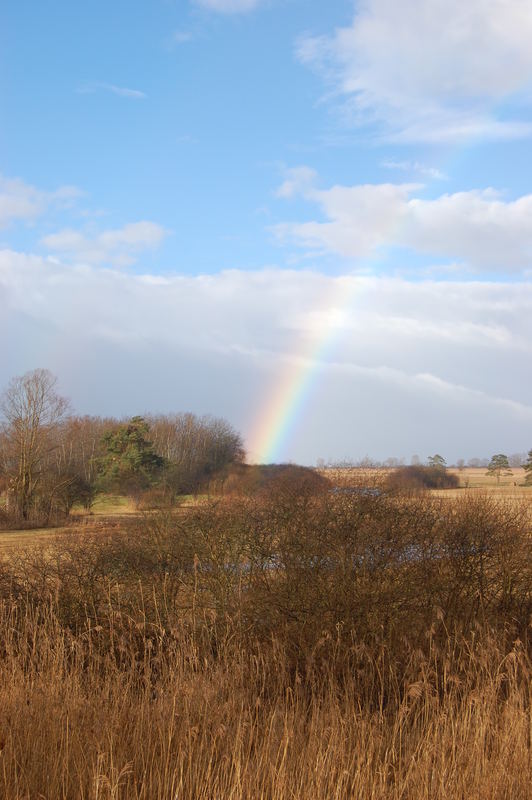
left=324, top=452, right=532, bottom=484
left=0, top=369, right=245, bottom=526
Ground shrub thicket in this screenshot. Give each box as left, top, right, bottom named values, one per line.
left=386, top=463, right=460, bottom=490
left=4, top=491, right=531, bottom=662
left=221, top=462, right=331, bottom=497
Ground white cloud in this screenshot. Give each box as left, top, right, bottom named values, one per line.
left=0, top=175, right=81, bottom=228
left=403, top=191, right=532, bottom=269
left=381, top=160, right=447, bottom=181
left=41, top=222, right=168, bottom=266
left=276, top=180, right=417, bottom=260
left=1, top=249, right=532, bottom=463
left=297, top=0, right=532, bottom=141
left=194, top=0, right=262, bottom=13
left=275, top=170, right=532, bottom=271
left=77, top=82, right=147, bottom=99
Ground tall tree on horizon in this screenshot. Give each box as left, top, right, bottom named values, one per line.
left=0, top=369, right=70, bottom=519
left=523, top=450, right=532, bottom=486
left=97, top=416, right=165, bottom=495
left=486, top=454, right=513, bottom=485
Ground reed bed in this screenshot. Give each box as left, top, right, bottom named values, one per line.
left=1, top=490, right=532, bottom=798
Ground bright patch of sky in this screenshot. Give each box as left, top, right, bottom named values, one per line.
left=2, top=0, right=532, bottom=463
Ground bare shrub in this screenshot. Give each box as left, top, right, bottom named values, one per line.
left=222, top=463, right=331, bottom=497
left=13, top=491, right=530, bottom=662
left=386, top=464, right=460, bottom=491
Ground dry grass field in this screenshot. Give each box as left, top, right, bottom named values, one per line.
left=452, top=465, right=528, bottom=491
left=1, top=603, right=531, bottom=800
left=323, top=466, right=532, bottom=499
left=0, top=517, right=128, bottom=552
left=0, top=494, right=208, bottom=551
left=0, top=525, right=74, bottom=552
left=457, top=465, right=526, bottom=483
left=1, top=481, right=532, bottom=797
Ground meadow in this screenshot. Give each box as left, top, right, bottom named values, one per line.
left=324, top=466, right=530, bottom=497
left=450, top=466, right=528, bottom=494
left=1, top=476, right=532, bottom=798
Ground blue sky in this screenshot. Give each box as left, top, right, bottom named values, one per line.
left=2, top=0, right=532, bottom=463
left=5, top=0, right=348, bottom=273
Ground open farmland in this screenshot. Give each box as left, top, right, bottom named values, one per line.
left=322, top=466, right=532, bottom=498
left=2, top=468, right=531, bottom=552
left=451, top=466, right=528, bottom=491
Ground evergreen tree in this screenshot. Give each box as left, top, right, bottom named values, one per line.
left=524, top=450, right=532, bottom=486
left=486, top=454, right=512, bottom=485
left=97, top=416, right=164, bottom=494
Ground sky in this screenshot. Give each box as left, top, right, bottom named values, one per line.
left=2, top=0, right=532, bottom=465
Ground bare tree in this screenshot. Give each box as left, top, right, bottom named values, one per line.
left=148, top=413, right=245, bottom=494
left=0, top=369, right=69, bottom=520
left=508, top=452, right=526, bottom=468
left=51, top=415, right=117, bottom=510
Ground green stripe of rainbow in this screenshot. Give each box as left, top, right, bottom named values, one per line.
left=247, top=275, right=364, bottom=463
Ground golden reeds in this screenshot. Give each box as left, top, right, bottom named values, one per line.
left=1, top=491, right=531, bottom=798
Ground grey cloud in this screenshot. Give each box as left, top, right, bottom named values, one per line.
left=1, top=249, right=532, bottom=463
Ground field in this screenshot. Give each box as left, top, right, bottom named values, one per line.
left=323, top=465, right=531, bottom=496
left=450, top=466, right=529, bottom=493
left=1, top=476, right=532, bottom=797
left=1, top=470, right=529, bottom=554
left=0, top=494, right=206, bottom=551
left=0, top=495, right=135, bottom=551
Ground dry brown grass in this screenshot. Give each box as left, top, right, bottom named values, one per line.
left=0, top=516, right=127, bottom=552
left=322, top=466, right=532, bottom=502
left=1, top=490, right=532, bottom=798
left=448, top=467, right=530, bottom=496
left=0, top=525, right=73, bottom=551
left=1, top=603, right=531, bottom=799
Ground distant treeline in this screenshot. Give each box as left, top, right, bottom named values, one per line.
left=323, top=453, right=530, bottom=469
left=0, top=369, right=244, bottom=526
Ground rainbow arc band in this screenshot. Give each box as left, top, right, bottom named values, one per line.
left=247, top=275, right=365, bottom=463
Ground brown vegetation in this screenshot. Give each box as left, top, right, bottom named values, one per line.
left=0, top=369, right=245, bottom=531
left=220, top=461, right=331, bottom=496
left=1, top=490, right=532, bottom=797
left=386, top=463, right=460, bottom=491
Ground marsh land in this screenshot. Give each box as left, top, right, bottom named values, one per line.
left=1, top=465, right=532, bottom=798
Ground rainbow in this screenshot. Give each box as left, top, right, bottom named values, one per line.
left=247, top=275, right=365, bottom=463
